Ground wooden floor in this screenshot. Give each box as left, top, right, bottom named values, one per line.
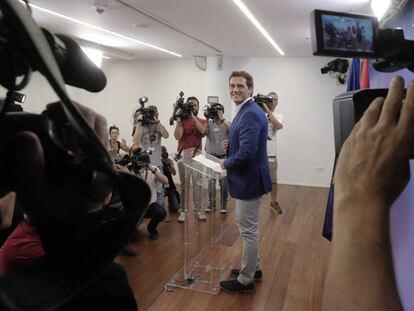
left=117, top=185, right=331, bottom=311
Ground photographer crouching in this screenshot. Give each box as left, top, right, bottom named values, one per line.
left=116, top=145, right=167, bottom=240
left=132, top=97, right=169, bottom=209
left=172, top=95, right=207, bottom=222
left=204, top=103, right=231, bottom=213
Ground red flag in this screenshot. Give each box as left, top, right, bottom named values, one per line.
left=360, top=58, right=370, bottom=89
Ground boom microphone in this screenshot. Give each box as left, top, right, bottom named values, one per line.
left=42, top=30, right=107, bottom=93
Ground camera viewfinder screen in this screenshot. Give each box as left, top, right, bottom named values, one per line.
left=322, top=14, right=374, bottom=53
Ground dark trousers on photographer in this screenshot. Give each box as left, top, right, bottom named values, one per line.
left=165, top=188, right=180, bottom=212
left=144, top=202, right=166, bottom=238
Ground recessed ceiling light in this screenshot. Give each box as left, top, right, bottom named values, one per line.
left=21, top=1, right=182, bottom=57
left=232, top=0, right=285, bottom=56
left=370, top=0, right=391, bottom=20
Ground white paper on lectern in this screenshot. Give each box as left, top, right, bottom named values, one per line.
left=390, top=160, right=414, bottom=311
left=192, top=154, right=226, bottom=174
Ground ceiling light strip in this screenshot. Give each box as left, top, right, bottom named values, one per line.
left=25, top=2, right=183, bottom=57
left=113, top=0, right=222, bottom=54
left=233, top=0, right=285, bottom=56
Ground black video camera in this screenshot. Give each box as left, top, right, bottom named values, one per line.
left=203, top=103, right=224, bottom=119
left=321, top=59, right=349, bottom=74
left=169, top=91, right=193, bottom=125
left=115, top=148, right=151, bottom=172
left=0, top=1, right=111, bottom=197
left=253, top=93, right=273, bottom=111
left=320, top=58, right=349, bottom=84
left=311, top=9, right=414, bottom=72
left=161, top=146, right=169, bottom=160
left=133, top=97, right=157, bottom=126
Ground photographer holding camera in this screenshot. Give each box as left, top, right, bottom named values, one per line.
left=204, top=103, right=231, bottom=213
left=173, top=96, right=208, bottom=222
left=133, top=104, right=169, bottom=208
left=263, top=92, right=284, bottom=214
left=117, top=145, right=168, bottom=240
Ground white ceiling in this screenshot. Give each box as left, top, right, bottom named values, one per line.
left=28, top=0, right=373, bottom=59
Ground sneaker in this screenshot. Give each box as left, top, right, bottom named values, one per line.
left=219, top=279, right=255, bottom=293
left=220, top=208, right=227, bottom=214
left=148, top=232, right=159, bottom=240
left=178, top=212, right=186, bottom=223
left=230, top=268, right=262, bottom=282
left=121, top=245, right=136, bottom=257
left=270, top=201, right=282, bottom=214
left=205, top=205, right=214, bottom=213
left=196, top=210, right=207, bottom=221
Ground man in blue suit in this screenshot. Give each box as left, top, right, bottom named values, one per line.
left=219, top=71, right=272, bottom=293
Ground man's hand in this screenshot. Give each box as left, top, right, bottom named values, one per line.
left=14, top=102, right=111, bottom=228
left=219, top=159, right=225, bottom=170
left=263, top=103, right=271, bottom=114
left=122, top=138, right=127, bottom=145
left=221, top=139, right=229, bottom=153
left=335, top=76, right=414, bottom=211
left=217, top=110, right=224, bottom=121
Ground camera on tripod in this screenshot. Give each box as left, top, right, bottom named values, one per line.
left=169, top=91, right=193, bottom=125
left=253, top=93, right=273, bottom=111
left=133, top=96, right=157, bottom=126
left=203, top=102, right=224, bottom=119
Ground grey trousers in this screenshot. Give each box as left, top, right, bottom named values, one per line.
left=207, top=177, right=228, bottom=209
left=177, top=160, right=202, bottom=212
left=235, top=197, right=261, bottom=285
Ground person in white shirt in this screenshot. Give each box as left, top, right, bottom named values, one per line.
left=263, top=92, right=284, bottom=213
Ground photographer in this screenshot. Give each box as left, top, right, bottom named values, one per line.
left=263, top=92, right=284, bottom=214
left=132, top=105, right=169, bottom=208
left=108, top=125, right=130, bottom=161
left=161, top=146, right=180, bottom=220
left=204, top=103, right=231, bottom=213
left=173, top=97, right=208, bottom=222
left=118, top=145, right=168, bottom=240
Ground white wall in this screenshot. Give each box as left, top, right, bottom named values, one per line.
left=5, top=56, right=346, bottom=187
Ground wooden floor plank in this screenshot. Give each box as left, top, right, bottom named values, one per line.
left=118, top=184, right=330, bottom=311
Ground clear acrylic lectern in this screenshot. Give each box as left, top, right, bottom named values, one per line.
left=165, top=154, right=229, bottom=294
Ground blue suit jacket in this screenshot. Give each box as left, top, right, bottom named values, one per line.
left=224, top=99, right=272, bottom=199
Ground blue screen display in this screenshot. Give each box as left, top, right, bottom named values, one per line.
left=322, top=14, right=374, bottom=53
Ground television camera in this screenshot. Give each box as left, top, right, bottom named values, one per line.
left=132, top=96, right=157, bottom=125
left=115, top=148, right=151, bottom=173
left=0, top=1, right=151, bottom=309
left=169, top=91, right=193, bottom=125
left=320, top=58, right=349, bottom=84
left=203, top=102, right=224, bottom=119
left=253, top=93, right=273, bottom=111
left=311, top=9, right=414, bottom=73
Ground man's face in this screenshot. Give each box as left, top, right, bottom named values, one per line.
left=268, top=93, right=278, bottom=112
left=229, top=76, right=252, bottom=105
left=189, top=99, right=199, bottom=115
left=110, top=129, right=119, bottom=140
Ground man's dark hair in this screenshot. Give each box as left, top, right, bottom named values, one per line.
left=109, top=125, right=119, bottom=134
left=187, top=96, right=199, bottom=105
left=229, top=71, right=254, bottom=89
